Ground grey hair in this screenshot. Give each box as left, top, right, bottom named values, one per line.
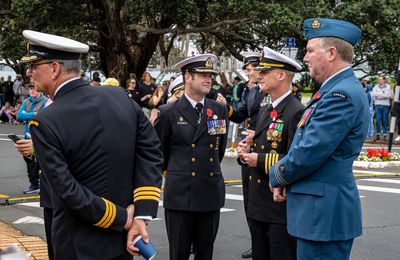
left=320, top=37, right=354, bottom=63
left=58, top=59, right=82, bottom=74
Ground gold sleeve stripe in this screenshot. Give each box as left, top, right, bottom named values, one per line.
left=265, top=153, right=279, bottom=174
left=134, top=191, right=161, bottom=199
left=94, top=198, right=110, bottom=228
left=265, top=154, right=270, bottom=174
left=134, top=195, right=160, bottom=202
left=228, top=105, right=234, bottom=117
left=134, top=186, right=161, bottom=194
left=103, top=202, right=116, bottom=228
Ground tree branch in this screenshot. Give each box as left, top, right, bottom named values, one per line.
left=127, top=18, right=253, bottom=35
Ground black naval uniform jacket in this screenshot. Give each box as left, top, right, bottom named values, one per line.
left=29, top=78, right=163, bottom=260
left=154, top=95, right=228, bottom=211
left=228, top=83, right=266, bottom=130
left=246, top=93, right=303, bottom=224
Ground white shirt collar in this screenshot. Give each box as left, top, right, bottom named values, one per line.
left=54, top=77, right=81, bottom=97
left=321, top=66, right=350, bottom=89
left=272, top=90, right=292, bottom=108
left=184, top=93, right=205, bottom=108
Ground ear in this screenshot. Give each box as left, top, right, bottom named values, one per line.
left=328, top=47, right=338, bottom=62
left=277, top=70, right=286, bottom=81
left=51, top=62, right=62, bottom=80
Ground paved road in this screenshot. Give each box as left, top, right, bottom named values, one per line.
left=1, top=124, right=400, bottom=259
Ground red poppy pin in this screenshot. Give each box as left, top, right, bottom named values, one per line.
left=312, top=92, right=321, bottom=100
left=270, top=109, right=278, bottom=119
left=207, top=108, right=213, bottom=117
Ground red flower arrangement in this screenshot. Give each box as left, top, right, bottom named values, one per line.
left=366, top=148, right=390, bottom=161
left=207, top=108, right=213, bottom=117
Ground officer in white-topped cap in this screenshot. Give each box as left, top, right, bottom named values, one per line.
left=154, top=54, right=228, bottom=260
left=166, top=75, right=185, bottom=103
left=237, top=46, right=303, bottom=260
left=215, top=51, right=265, bottom=259
left=22, top=30, right=163, bottom=260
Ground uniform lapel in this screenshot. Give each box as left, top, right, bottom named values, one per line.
left=177, top=95, right=198, bottom=128
left=254, top=94, right=293, bottom=138
left=192, top=98, right=209, bottom=143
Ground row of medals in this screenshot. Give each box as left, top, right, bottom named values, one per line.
left=266, top=119, right=284, bottom=150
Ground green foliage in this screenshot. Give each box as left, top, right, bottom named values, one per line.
left=0, top=0, right=399, bottom=79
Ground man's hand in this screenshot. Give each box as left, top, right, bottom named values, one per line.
left=124, top=204, right=134, bottom=230
left=237, top=139, right=250, bottom=160
left=15, top=139, right=34, bottom=157
left=126, top=219, right=148, bottom=256
left=216, top=93, right=227, bottom=105
left=241, top=152, right=258, bottom=167
left=269, top=184, right=286, bottom=202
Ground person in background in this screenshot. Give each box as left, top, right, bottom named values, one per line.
left=92, top=72, right=101, bottom=83
left=361, top=79, right=374, bottom=140
left=0, top=76, right=4, bottom=108
left=3, top=75, right=14, bottom=105
left=17, top=81, right=47, bottom=194
left=13, top=74, right=23, bottom=104
left=0, top=101, right=14, bottom=124
left=231, top=76, right=242, bottom=110
left=126, top=78, right=142, bottom=106
left=372, top=76, right=392, bottom=141
left=292, top=81, right=302, bottom=102
left=141, top=71, right=157, bottom=118
left=166, top=75, right=185, bottom=104
left=10, top=101, right=21, bottom=123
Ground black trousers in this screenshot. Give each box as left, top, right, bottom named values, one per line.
left=249, top=218, right=296, bottom=260
left=43, top=207, right=54, bottom=260
left=23, top=156, right=39, bottom=186
left=165, top=209, right=220, bottom=260
left=241, top=167, right=252, bottom=242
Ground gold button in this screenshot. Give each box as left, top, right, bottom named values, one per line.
left=209, top=158, right=214, bottom=162
left=192, top=172, right=196, bottom=177
left=191, top=157, right=196, bottom=163
left=249, top=176, right=252, bottom=180
left=210, top=144, right=214, bottom=148
left=261, top=145, right=265, bottom=150
left=210, top=172, right=214, bottom=177
left=39, top=170, right=42, bottom=174
left=192, top=144, right=196, bottom=148
left=257, top=179, right=261, bottom=183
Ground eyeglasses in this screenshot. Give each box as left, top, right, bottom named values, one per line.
left=28, top=61, right=64, bottom=70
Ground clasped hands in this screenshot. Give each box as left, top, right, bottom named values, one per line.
left=236, top=130, right=286, bottom=203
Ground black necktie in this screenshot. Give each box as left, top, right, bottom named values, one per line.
left=195, top=103, right=203, bottom=124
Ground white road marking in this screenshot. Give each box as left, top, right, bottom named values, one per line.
left=357, top=185, right=400, bottom=194
left=225, top=194, right=243, bottom=201
left=359, top=178, right=400, bottom=185
left=17, top=202, right=41, bottom=208
left=13, top=216, right=44, bottom=224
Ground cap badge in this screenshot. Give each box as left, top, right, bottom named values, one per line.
left=205, top=58, right=213, bottom=68
left=312, top=19, right=321, bottom=29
